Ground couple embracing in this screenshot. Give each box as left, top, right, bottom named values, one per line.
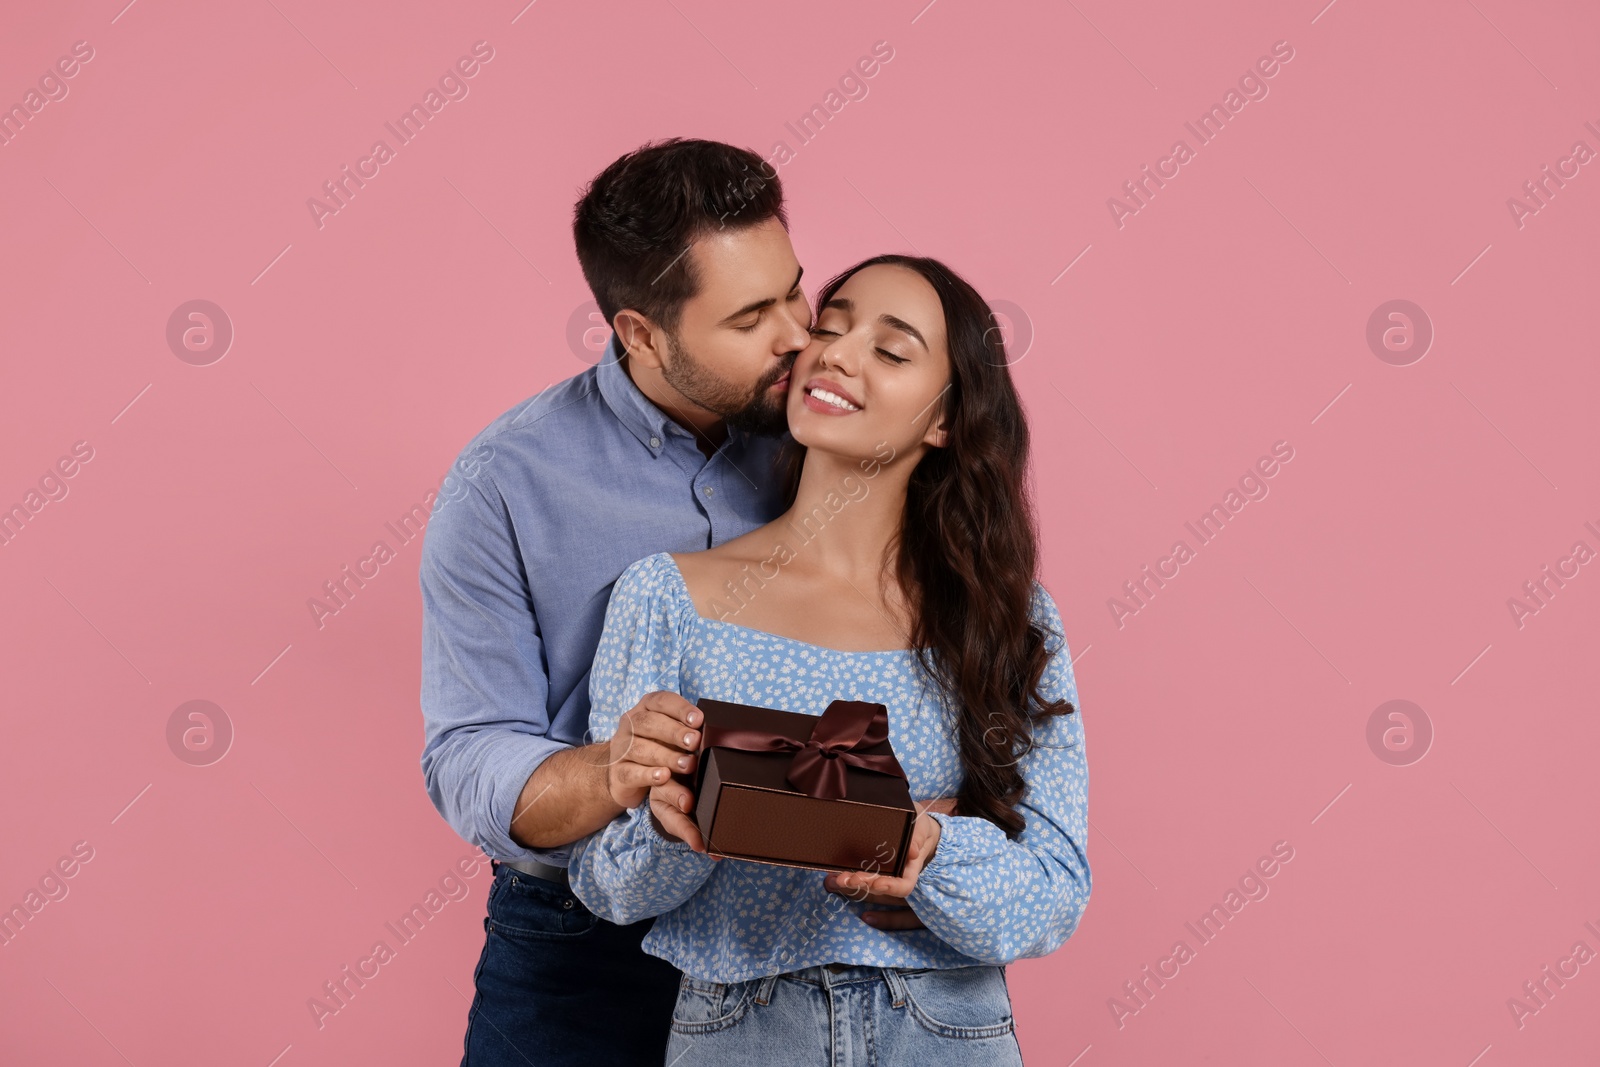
left=420, top=137, right=1090, bottom=1066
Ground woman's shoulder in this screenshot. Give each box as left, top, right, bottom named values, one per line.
left=665, top=535, right=780, bottom=620
left=611, top=550, right=681, bottom=591
left=611, top=551, right=695, bottom=615
left=1027, top=579, right=1066, bottom=647
left=1025, top=579, right=1080, bottom=710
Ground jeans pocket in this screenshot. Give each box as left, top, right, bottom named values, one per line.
left=486, top=868, right=599, bottom=940
left=670, top=974, right=754, bottom=1035
left=899, top=966, right=1016, bottom=1039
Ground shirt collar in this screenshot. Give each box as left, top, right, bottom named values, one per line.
left=594, top=331, right=757, bottom=457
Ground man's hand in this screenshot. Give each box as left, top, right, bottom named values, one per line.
left=607, top=692, right=706, bottom=848
left=824, top=796, right=958, bottom=929
left=508, top=693, right=710, bottom=852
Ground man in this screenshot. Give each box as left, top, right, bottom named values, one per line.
left=420, top=138, right=809, bottom=1066
left=421, top=138, right=948, bottom=1066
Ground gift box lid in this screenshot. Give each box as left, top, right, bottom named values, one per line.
left=692, top=697, right=913, bottom=809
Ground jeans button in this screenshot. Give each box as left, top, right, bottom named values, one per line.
left=562, top=898, right=574, bottom=909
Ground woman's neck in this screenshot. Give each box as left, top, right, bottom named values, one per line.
left=771, top=446, right=916, bottom=586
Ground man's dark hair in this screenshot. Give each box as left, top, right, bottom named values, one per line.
left=573, top=138, right=786, bottom=334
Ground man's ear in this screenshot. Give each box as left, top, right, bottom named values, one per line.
left=614, top=309, right=668, bottom=369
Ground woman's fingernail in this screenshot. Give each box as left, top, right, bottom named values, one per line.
left=677, top=756, right=689, bottom=769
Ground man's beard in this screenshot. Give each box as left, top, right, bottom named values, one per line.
left=661, top=331, right=793, bottom=437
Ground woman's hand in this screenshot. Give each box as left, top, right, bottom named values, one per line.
left=824, top=797, right=955, bottom=929
left=827, top=810, right=943, bottom=924
left=646, top=782, right=711, bottom=853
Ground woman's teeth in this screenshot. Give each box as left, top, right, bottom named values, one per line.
left=808, top=387, right=860, bottom=411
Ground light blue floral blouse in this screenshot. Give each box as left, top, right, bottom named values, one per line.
left=568, top=551, right=1091, bottom=983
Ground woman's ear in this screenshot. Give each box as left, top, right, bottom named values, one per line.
left=922, top=410, right=950, bottom=449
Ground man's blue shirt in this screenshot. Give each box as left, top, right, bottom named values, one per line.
left=419, top=335, right=791, bottom=866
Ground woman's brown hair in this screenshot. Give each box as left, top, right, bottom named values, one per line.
left=779, top=254, right=1074, bottom=838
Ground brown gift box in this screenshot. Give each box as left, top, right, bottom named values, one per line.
left=679, top=698, right=917, bottom=877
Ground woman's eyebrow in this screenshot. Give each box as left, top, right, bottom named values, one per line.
left=879, top=313, right=927, bottom=351
left=821, top=298, right=927, bottom=351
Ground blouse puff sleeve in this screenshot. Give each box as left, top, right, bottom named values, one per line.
left=904, top=581, right=1092, bottom=965
left=568, top=553, right=718, bottom=926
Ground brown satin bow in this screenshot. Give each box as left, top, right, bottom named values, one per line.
left=699, top=700, right=904, bottom=800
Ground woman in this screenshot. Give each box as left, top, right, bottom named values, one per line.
left=569, top=255, right=1089, bottom=1066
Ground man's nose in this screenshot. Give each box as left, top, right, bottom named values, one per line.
left=774, top=304, right=812, bottom=354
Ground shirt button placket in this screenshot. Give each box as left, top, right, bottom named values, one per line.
left=697, top=480, right=716, bottom=543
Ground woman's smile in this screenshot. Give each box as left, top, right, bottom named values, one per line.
left=801, top=376, right=863, bottom=414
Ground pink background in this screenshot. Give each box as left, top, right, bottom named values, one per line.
left=3, top=0, right=1597, bottom=1064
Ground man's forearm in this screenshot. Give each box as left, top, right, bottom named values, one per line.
left=508, top=742, right=626, bottom=850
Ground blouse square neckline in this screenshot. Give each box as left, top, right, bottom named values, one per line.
left=657, top=551, right=917, bottom=658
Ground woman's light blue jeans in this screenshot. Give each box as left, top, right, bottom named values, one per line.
left=663, top=962, right=1025, bottom=1066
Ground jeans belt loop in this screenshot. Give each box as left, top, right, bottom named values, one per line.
left=754, top=974, right=780, bottom=1006
left=503, top=857, right=570, bottom=887
left=882, top=966, right=909, bottom=1008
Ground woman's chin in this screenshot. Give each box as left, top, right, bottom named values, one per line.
left=790, top=429, right=896, bottom=467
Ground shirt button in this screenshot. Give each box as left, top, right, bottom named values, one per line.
left=649, top=436, right=660, bottom=448
left=703, top=486, right=714, bottom=497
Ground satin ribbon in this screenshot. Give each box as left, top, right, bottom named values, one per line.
left=699, top=700, right=903, bottom=800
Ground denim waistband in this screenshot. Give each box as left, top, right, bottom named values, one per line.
left=782, top=964, right=933, bottom=988
left=684, top=962, right=999, bottom=1001
left=734, top=964, right=901, bottom=1008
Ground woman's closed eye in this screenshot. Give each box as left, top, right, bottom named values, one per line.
left=809, top=326, right=908, bottom=363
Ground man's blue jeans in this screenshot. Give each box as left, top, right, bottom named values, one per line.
left=460, top=860, right=679, bottom=1065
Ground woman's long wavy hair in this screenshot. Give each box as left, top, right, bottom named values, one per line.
left=777, top=254, right=1075, bottom=838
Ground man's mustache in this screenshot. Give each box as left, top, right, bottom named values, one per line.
left=758, top=355, right=799, bottom=390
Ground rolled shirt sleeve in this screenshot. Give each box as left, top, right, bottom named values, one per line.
left=419, top=469, right=569, bottom=864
